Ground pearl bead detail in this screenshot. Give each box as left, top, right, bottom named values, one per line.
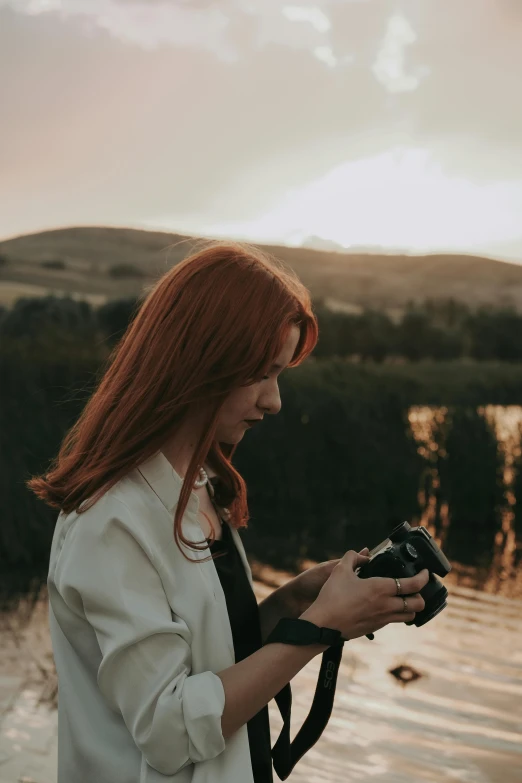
left=190, top=466, right=231, bottom=521
left=193, top=466, right=208, bottom=489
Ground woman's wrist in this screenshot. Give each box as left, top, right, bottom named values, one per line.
left=296, top=607, right=332, bottom=653
left=258, top=583, right=301, bottom=643
left=299, top=602, right=333, bottom=630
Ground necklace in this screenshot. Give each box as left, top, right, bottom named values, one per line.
left=193, top=466, right=209, bottom=489
left=192, top=466, right=231, bottom=522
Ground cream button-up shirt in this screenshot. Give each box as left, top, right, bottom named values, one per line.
left=47, top=449, right=257, bottom=782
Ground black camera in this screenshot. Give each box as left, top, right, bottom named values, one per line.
left=357, top=521, right=452, bottom=626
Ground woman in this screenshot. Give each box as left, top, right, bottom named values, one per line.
left=27, top=240, right=427, bottom=782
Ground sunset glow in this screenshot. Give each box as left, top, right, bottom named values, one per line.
left=157, top=148, right=522, bottom=256
left=2, top=0, right=521, bottom=261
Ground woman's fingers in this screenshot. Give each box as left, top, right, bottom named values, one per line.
left=389, top=569, right=429, bottom=596
left=390, top=592, right=425, bottom=613
left=389, top=612, right=417, bottom=624
left=341, top=549, right=370, bottom=571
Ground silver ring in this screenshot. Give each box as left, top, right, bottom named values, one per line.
left=402, top=597, right=408, bottom=613
left=395, top=578, right=402, bottom=596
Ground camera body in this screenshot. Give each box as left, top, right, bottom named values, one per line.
left=357, top=521, right=452, bottom=626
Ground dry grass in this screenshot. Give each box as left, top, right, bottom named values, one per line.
left=1, top=225, right=522, bottom=311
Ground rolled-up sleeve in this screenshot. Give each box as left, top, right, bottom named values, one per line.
left=54, top=500, right=226, bottom=776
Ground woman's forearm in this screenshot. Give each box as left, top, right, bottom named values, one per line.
left=217, top=602, right=328, bottom=740
left=257, top=582, right=301, bottom=643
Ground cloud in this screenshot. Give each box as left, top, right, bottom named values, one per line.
left=281, top=5, right=331, bottom=33
left=188, top=147, right=522, bottom=258
left=1, top=0, right=359, bottom=65
left=372, top=12, right=430, bottom=93
left=1, top=0, right=521, bottom=259
left=2, top=0, right=236, bottom=58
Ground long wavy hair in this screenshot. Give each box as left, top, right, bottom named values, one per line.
left=26, top=239, right=318, bottom=562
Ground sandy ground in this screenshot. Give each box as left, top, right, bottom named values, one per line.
left=0, top=575, right=278, bottom=783
left=0, top=589, right=57, bottom=783
left=1, top=567, right=521, bottom=783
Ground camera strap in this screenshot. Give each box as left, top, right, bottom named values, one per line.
left=270, top=643, right=344, bottom=780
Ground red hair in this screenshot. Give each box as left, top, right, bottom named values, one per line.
left=27, top=240, right=318, bottom=561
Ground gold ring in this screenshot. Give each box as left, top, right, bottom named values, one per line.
left=402, top=597, right=408, bottom=613
left=395, top=578, right=402, bottom=596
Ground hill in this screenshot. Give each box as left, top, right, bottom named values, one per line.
left=1, top=225, right=522, bottom=311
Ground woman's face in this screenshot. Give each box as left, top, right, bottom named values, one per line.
left=216, top=324, right=301, bottom=445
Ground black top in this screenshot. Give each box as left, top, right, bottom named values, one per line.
left=207, top=520, right=273, bottom=782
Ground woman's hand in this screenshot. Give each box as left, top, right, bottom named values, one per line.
left=300, top=550, right=429, bottom=640
left=281, top=547, right=370, bottom=617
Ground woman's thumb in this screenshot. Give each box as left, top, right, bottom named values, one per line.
left=341, top=549, right=370, bottom=571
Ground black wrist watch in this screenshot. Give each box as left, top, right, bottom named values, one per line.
left=264, top=617, right=344, bottom=648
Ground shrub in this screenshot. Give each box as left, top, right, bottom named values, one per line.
left=108, top=263, right=145, bottom=279
left=40, top=259, right=66, bottom=270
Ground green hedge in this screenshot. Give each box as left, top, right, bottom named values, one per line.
left=2, top=341, right=521, bottom=609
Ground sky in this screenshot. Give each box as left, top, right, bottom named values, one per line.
left=1, top=0, right=522, bottom=261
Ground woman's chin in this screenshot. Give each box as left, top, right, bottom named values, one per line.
left=216, top=424, right=247, bottom=445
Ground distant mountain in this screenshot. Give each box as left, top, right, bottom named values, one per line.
left=301, top=236, right=398, bottom=255
left=301, top=235, right=347, bottom=253
left=2, top=225, right=522, bottom=312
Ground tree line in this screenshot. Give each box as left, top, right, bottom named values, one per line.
left=1, top=293, right=522, bottom=614
left=313, top=297, right=522, bottom=362
left=2, top=293, right=522, bottom=362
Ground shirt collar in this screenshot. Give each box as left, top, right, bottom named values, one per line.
left=136, top=449, right=200, bottom=517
